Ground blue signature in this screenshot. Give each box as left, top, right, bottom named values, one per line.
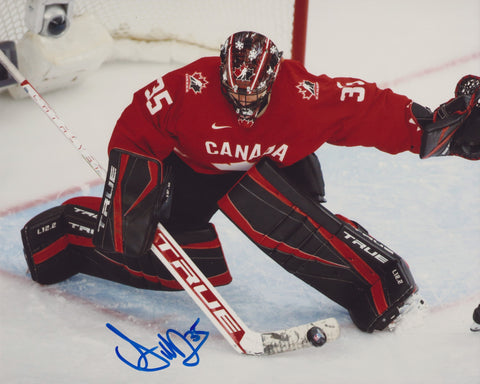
left=106, top=318, right=209, bottom=371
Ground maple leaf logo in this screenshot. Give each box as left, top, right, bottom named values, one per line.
left=186, top=72, right=209, bottom=94
left=296, top=80, right=319, bottom=100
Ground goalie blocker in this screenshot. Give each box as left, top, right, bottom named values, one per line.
left=218, top=158, right=418, bottom=332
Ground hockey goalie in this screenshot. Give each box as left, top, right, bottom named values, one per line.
left=21, top=32, right=479, bottom=333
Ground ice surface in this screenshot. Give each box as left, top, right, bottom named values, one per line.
left=1, top=1, right=479, bottom=383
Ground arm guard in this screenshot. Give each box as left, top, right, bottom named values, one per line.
left=93, top=148, right=172, bottom=257
left=419, top=75, right=480, bottom=159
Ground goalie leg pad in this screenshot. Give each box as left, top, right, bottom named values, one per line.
left=21, top=202, right=97, bottom=284
left=166, top=224, right=232, bottom=288
left=82, top=223, right=233, bottom=290
left=218, top=158, right=417, bottom=332
left=22, top=198, right=231, bottom=289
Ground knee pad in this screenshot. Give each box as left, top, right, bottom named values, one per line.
left=282, top=153, right=326, bottom=203
left=218, top=158, right=417, bottom=332
left=92, top=148, right=171, bottom=258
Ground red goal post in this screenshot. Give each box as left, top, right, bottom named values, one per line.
left=291, top=0, right=309, bottom=64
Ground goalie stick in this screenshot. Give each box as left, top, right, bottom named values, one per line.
left=0, top=49, right=340, bottom=355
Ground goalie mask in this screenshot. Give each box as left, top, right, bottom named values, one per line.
left=220, top=31, right=283, bottom=128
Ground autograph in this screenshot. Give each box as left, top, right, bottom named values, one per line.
left=106, top=318, right=209, bottom=371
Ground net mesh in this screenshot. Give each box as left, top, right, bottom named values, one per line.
left=0, top=0, right=298, bottom=58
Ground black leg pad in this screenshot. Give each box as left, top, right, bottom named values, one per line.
left=218, top=158, right=417, bottom=332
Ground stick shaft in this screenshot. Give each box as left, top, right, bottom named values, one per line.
left=0, top=50, right=107, bottom=180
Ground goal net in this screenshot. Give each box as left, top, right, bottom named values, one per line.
left=1, top=0, right=307, bottom=61
left=0, top=0, right=308, bottom=95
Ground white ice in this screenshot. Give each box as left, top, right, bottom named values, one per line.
left=1, top=1, right=479, bottom=383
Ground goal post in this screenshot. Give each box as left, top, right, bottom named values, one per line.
left=291, top=0, right=309, bottom=64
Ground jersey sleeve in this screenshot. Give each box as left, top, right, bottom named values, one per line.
left=108, top=77, right=178, bottom=160
left=324, top=77, right=422, bottom=154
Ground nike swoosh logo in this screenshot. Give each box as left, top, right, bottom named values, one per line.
left=212, top=123, right=233, bottom=130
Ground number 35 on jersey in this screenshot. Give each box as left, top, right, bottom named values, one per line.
left=145, top=78, right=173, bottom=115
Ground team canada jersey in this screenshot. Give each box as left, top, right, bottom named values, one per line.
left=109, top=56, right=422, bottom=174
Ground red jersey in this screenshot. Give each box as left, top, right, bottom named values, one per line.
left=109, top=57, right=422, bottom=174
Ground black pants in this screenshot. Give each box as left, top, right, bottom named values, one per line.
left=162, top=152, right=326, bottom=231
left=162, top=153, right=245, bottom=232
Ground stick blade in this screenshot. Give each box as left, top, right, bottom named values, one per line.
left=261, top=317, right=340, bottom=355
